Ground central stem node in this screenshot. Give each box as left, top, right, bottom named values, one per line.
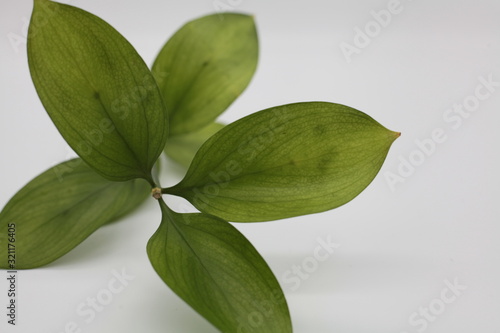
left=151, top=187, right=162, bottom=200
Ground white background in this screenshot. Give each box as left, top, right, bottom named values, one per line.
left=1, top=0, right=500, bottom=332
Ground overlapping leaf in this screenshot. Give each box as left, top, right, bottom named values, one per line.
left=28, top=0, right=168, bottom=183
left=166, top=102, right=400, bottom=222
left=164, top=122, right=225, bottom=168
left=152, top=13, right=258, bottom=135
left=16, top=4, right=401, bottom=333
left=0, top=159, right=150, bottom=269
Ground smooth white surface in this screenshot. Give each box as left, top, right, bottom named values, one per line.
left=1, top=0, right=499, bottom=332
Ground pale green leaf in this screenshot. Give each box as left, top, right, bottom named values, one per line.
left=147, top=199, right=292, bottom=333
left=152, top=13, right=258, bottom=135
left=28, top=0, right=168, bottom=183
left=164, top=122, right=225, bottom=168
left=166, top=102, right=400, bottom=222
left=0, top=158, right=150, bottom=269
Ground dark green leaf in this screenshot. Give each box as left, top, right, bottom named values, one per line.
left=0, top=158, right=150, bottom=269
left=152, top=13, right=258, bottom=135
left=147, top=200, right=292, bottom=332
left=166, top=102, right=400, bottom=222
left=164, top=122, right=225, bottom=168
left=28, top=0, right=168, bottom=183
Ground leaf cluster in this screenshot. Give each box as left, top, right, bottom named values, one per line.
left=0, top=1, right=399, bottom=332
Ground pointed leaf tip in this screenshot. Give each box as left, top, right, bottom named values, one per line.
left=167, top=102, right=399, bottom=222
left=152, top=12, right=258, bottom=135
left=28, top=1, right=168, bottom=182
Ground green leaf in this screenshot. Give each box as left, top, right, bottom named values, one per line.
left=28, top=0, right=168, bottom=183
left=147, top=200, right=292, bottom=333
left=164, top=122, right=225, bottom=168
left=152, top=13, right=258, bottom=136
left=166, top=102, right=400, bottom=222
left=0, top=158, right=150, bottom=269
